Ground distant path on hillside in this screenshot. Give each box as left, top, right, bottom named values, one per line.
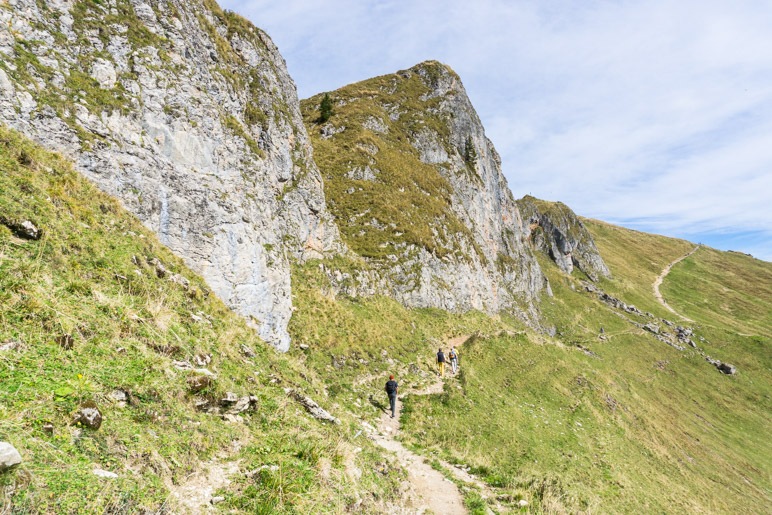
left=367, top=335, right=502, bottom=514
left=653, top=245, right=699, bottom=322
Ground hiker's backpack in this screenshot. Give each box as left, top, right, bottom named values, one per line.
left=385, top=381, right=397, bottom=395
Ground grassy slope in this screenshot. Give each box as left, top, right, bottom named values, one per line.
left=299, top=62, right=480, bottom=262
left=396, top=220, right=770, bottom=513
left=0, top=127, right=399, bottom=513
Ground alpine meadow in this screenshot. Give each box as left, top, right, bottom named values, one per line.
left=0, top=1, right=769, bottom=513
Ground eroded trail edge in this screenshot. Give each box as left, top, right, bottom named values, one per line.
left=653, top=245, right=700, bottom=322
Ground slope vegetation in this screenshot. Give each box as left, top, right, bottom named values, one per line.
left=0, top=126, right=398, bottom=513
left=292, top=214, right=771, bottom=512
left=397, top=222, right=771, bottom=512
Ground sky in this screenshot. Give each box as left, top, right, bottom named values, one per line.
left=221, top=0, right=772, bottom=261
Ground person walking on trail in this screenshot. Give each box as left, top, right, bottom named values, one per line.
left=385, top=375, right=398, bottom=418
left=437, top=348, right=446, bottom=377
left=449, top=346, right=459, bottom=374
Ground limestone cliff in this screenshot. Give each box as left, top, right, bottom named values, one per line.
left=301, top=61, right=545, bottom=319
left=0, top=0, right=342, bottom=350
left=516, top=196, right=610, bottom=281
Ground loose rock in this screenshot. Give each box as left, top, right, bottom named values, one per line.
left=73, top=401, right=103, bottom=429
left=287, top=389, right=340, bottom=424
left=108, top=389, right=129, bottom=407
left=93, top=468, right=118, bottom=479
left=0, top=442, right=22, bottom=471
left=0, top=339, right=21, bottom=352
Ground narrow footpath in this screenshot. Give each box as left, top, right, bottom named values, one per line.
left=366, top=335, right=500, bottom=514
left=653, top=245, right=699, bottom=322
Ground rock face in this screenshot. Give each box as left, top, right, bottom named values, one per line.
left=517, top=196, right=610, bottom=281
left=0, top=0, right=342, bottom=350
left=301, top=61, right=544, bottom=319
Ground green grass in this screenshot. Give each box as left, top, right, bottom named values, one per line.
left=390, top=225, right=772, bottom=513
left=0, top=126, right=400, bottom=512
left=292, top=215, right=771, bottom=512
left=663, top=246, right=772, bottom=337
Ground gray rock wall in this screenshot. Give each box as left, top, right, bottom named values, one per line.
left=516, top=196, right=610, bottom=281
left=0, top=0, right=342, bottom=350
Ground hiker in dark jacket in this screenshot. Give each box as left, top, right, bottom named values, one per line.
left=437, top=348, right=445, bottom=377
left=385, top=375, right=398, bottom=418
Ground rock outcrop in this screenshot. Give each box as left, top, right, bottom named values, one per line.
left=0, top=0, right=342, bottom=350
left=301, top=61, right=544, bottom=319
left=517, top=196, right=610, bottom=281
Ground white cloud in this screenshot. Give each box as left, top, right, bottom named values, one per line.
left=221, top=0, right=772, bottom=260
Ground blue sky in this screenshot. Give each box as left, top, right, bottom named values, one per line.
left=221, top=0, right=772, bottom=261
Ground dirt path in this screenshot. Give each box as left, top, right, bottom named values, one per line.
left=365, top=335, right=502, bottom=515
left=166, top=458, right=241, bottom=513
left=653, top=245, right=699, bottom=322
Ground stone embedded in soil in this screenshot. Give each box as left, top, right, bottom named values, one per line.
left=287, top=389, right=340, bottom=424
left=73, top=401, right=103, bottom=429
left=717, top=362, right=737, bottom=375
left=187, top=375, right=213, bottom=393
left=93, top=468, right=119, bottom=479
left=0, top=339, right=21, bottom=352
left=1, top=218, right=41, bottom=240
left=56, top=334, right=74, bottom=350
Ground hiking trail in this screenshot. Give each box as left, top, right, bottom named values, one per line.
left=653, top=245, right=699, bottom=322
left=364, top=335, right=500, bottom=514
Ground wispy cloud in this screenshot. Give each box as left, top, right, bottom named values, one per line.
left=221, top=0, right=772, bottom=261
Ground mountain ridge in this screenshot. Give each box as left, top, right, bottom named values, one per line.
left=300, top=61, right=554, bottom=321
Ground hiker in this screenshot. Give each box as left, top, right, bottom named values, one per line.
left=437, top=348, right=445, bottom=377
left=385, top=375, right=398, bottom=418
left=449, top=346, right=459, bottom=374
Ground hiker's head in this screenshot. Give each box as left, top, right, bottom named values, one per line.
left=389, top=375, right=394, bottom=380
left=438, top=348, right=442, bottom=352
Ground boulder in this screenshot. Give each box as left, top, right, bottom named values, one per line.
left=0, top=442, right=22, bottom=471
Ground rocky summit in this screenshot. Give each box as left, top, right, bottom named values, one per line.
left=302, top=62, right=548, bottom=320
left=0, top=0, right=342, bottom=350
